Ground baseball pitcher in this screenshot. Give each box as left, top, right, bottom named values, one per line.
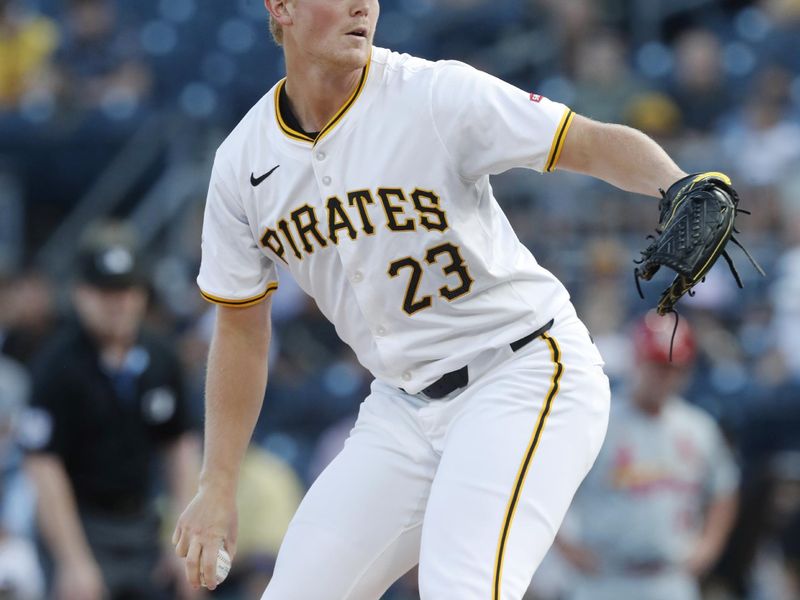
left=172, top=1, right=750, bottom=598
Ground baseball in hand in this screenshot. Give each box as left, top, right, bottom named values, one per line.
left=200, top=547, right=231, bottom=588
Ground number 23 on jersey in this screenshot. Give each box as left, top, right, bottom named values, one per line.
left=388, top=242, right=474, bottom=315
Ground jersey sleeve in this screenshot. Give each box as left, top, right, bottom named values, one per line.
left=430, top=61, right=573, bottom=180
left=197, top=153, right=279, bottom=307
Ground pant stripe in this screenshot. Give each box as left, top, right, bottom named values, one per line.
left=492, top=332, right=563, bottom=600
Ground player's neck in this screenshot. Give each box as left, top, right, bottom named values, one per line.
left=632, top=390, right=668, bottom=417
left=283, top=56, right=363, bottom=134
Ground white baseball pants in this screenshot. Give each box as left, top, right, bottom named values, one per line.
left=262, top=304, right=610, bottom=600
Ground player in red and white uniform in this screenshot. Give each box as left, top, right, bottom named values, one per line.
left=556, top=314, right=739, bottom=600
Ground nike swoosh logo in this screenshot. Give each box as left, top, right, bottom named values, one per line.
left=250, top=165, right=280, bottom=187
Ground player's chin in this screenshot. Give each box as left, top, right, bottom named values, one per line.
left=328, top=52, right=368, bottom=72
left=338, top=37, right=371, bottom=65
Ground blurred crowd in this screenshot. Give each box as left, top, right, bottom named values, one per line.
left=1, top=0, right=799, bottom=598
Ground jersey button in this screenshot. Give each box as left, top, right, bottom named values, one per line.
left=402, top=372, right=412, bottom=382
left=322, top=176, right=332, bottom=185
left=316, top=151, right=327, bottom=161
left=352, top=271, right=363, bottom=283
left=376, top=326, right=387, bottom=336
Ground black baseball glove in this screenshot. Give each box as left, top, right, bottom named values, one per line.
left=634, top=171, right=764, bottom=315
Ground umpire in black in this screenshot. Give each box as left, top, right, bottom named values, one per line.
left=19, top=222, right=202, bottom=600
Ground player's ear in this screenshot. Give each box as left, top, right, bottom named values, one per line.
left=265, top=0, right=293, bottom=26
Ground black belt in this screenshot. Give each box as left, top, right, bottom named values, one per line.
left=418, top=319, right=555, bottom=400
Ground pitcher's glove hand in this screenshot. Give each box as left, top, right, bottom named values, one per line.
left=634, top=172, right=764, bottom=315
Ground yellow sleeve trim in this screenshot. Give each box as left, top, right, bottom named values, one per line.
left=199, top=282, right=279, bottom=308
left=545, top=109, right=575, bottom=173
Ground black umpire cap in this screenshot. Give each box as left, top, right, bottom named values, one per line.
left=75, top=221, right=146, bottom=289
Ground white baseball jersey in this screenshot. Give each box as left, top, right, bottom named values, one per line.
left=198, top=46, right=576, bottom=393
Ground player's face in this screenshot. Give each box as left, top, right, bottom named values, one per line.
left=285, top=0, right=379, bottom=69
left=73, top=284, right=148, bottom=347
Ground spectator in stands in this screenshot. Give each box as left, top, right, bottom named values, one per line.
left=18, top=222, right=201, bottom=600
left=720, top=66, right=800, bottom=187
left=0, top=0, right=58, bottom=110
left=715, top=328, right=800, bottom=598
left=536, top=0, right=599, bottom=68
left=716, top=452, right=800, bottom=600
left=56, top=0, right=151, bottom=114
left=573, top=237, right=631, bottom=386
left=781, top=502, right=800, bottom=598
left=0, top=269, right=59, bottom=367
left=772, top=243, right=800, bottom=377
left=759, top=0, right=800, bottom=72
left=669, top=29, right=730, bottom=134
left=570, top=31, right=644, bottom=124
left=553, top=313, right=739, bottom=600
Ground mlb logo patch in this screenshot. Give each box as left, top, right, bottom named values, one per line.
left=529, top=93, right=543, bottom=103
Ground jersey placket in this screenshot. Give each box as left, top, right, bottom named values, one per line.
left=309, top=137, right=403, bottom=380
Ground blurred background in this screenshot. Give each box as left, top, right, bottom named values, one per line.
left=0, top=0, right=799, bottom=598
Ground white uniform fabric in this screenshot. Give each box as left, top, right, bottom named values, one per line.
left=198, top=46, right=610, bottom=599
left=562, top=395, right=739, bottom=600
left=264, top=303, right=608, bottom=600
left=198, top=47, right=574, bottom=394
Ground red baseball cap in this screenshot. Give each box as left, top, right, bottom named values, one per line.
left=633, top=310, right=696, bottom=366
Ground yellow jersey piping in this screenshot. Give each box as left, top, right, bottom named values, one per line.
left=273, top=56, right=371, bottom=147
left=199, top=282, right=279, bottom=308
left=274, top=86, right=316, bottom=143
left=492, top=332, right=563, bottom=600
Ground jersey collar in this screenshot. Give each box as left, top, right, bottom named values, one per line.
left=274, top=53, right=372, bottom=147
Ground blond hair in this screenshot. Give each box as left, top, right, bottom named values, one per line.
left=269, top=14, right=283, bottom=46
